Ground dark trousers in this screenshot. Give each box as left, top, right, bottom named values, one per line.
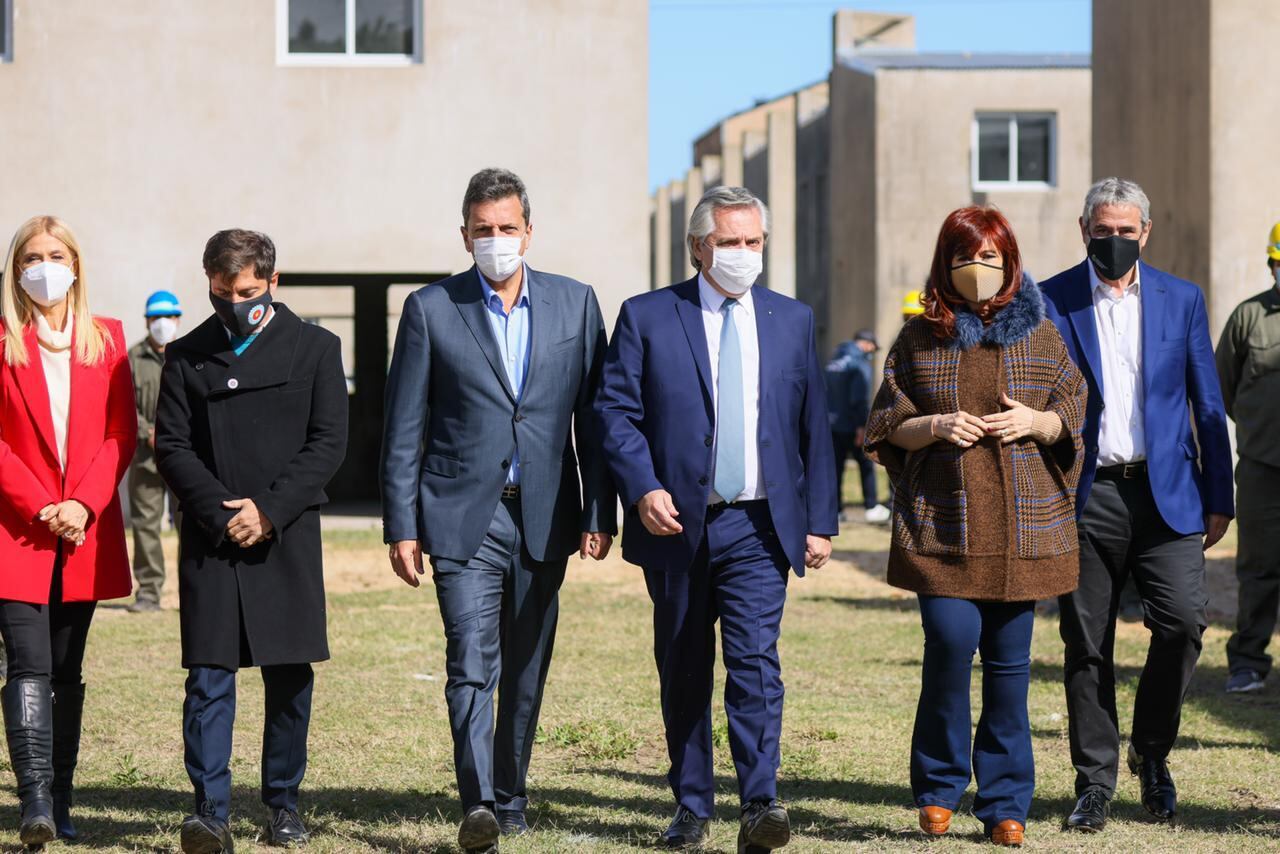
left=643, top=500, right=790, bottom=819
left=832, top=430, right=879, bottom=509
left=911, top=596, right=1035, bottom=832
left=1226, top=459, right=1280, bottom=677
left=1058, top=473, right=1206, bottom=796
left=182, top=663, right=314, bottom=820
left=431, top=496, right=566, bottom=813
left=0, top=558, right=96, bottom=684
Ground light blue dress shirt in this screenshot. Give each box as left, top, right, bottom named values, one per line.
left=479, top=266, right=532, bottom=484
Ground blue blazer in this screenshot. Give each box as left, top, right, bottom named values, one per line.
left=1039, top=260, right=1234, bottom=534
left=594, top=277, right=839, bottom=574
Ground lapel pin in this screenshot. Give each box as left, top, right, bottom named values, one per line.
left=228, top=378, right=239, bottom=390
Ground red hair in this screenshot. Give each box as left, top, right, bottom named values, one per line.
left=921, top=206, right=1024, bottom=341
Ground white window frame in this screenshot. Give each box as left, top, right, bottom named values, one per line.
left=276, top=0, right=422, bottom=67
left=971, top=112, right=1057, bottom=192
left=1, top=0, right=12, bottom=63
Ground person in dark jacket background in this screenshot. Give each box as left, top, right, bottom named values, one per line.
left=155, top=229, right=348, bottom=854
left=824, top=329, right=888, bottom=523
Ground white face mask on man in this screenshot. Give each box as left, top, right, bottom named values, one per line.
left=20, top=261, right=76, bottom=307
left=149, top=316, right=180, bottom=346
left=706, top=247, right=763, bottom=296
left=472, top=236, right=524, bottom=282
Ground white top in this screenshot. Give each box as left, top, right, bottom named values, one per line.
left=1089, top=261, right=1145, bottom=466
left=698, top=274, right=765, bottom=503
left=34, top=311, right=73, bottom=470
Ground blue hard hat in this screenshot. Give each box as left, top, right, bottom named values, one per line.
left=144, top=290, right=182, bottom=317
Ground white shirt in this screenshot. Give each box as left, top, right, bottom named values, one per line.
left=34, top=312, right=73, bottom=470
left=699, top=274, right=765, bottom=503
left=1089, top=261, right=1146, bottom=466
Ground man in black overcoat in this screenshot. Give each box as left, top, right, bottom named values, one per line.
left=155, top=229, right=348, bottom=853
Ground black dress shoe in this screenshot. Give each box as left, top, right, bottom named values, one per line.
left=497, top=808, right=529, bottom=836
left=661, top=804, right=709, bottom=849
left=1128, top=744, right=1177, bottom=821
left=1065, top=787, right=1109, bottom=832
left=266, top=808, right=310, bottom=847
left=458, top=805, right=500, bottom=852
left=181, top=812, right=235, bottom=853
left=738, top=800, right=790, bottom=853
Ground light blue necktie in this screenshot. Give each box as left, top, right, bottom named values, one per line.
left=714, top=299, right=746, bottom=502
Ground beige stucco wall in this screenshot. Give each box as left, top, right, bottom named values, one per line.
left=0, top=0, right=648, bottom=339
left=830, top=64, right=1090, bottom=358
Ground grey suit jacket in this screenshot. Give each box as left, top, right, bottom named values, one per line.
left=380, top=265, right=617, bottom=562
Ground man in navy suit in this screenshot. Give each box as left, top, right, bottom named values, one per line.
left=381, top=169, right=616, bottom=853
left=1040, top=178, right=1234, bottom=832
left=595, top=186, right=837, bottom=853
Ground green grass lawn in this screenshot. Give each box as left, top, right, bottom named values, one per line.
left=11, top=518, right=1277, bottom=852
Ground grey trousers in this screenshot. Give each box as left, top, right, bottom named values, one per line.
left=430, top=496, right=567, bottom=813
left=1226, top=459, right=1280, bottom=677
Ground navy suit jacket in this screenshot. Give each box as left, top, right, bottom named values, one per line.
left=380, top=266, right=617, bottom=562
left=1039, top=260, right=1234, bottom=534
left=594, top=277, right=838, bottom=574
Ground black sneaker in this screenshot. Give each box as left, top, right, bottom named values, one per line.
left=738, top=799, right=790, bottom=853
left=265, top=807, right=310, bottom=847
left=1225, top=669, right=1265, bottom=694
left=181, top=811, right=235, bottom=853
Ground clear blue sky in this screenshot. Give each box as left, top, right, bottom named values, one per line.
left=648, top=0, right=1091, bottom=191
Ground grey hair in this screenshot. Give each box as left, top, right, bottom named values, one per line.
left=462, top=168, right=531, bottom=225
left=1082, top=177, right=1150, bottom=227
left=686, top=186, right=771, bottom=270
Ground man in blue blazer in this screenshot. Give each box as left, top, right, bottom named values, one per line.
left=380, top=169, right=616, bottom=854
left=1040, top=178, right=1234, bottom=832
left=595, top=186, right=838, bottom=853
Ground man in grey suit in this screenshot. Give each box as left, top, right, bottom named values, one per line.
left=380, top=168, right=617, bottom=854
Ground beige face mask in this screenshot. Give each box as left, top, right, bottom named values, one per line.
left=950, top=262, right=1005, bottom=303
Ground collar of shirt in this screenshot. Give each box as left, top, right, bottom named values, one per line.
left=1088, top=258, right=1142, bottom=302
left=479, top=265, right=531, bottom=314
left=697, top=272, right=755, bottom=319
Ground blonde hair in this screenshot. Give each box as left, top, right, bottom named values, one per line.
left=2, top=215, right=112, bottom=367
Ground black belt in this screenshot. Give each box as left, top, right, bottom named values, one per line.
left=707, top=498, right=767, bottom=512
left=1096, top=461, right=1147, bottom=480
left=501, top=484, right=520, bottom=499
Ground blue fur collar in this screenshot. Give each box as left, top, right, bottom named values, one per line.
left=949, top=274, right=1044, bottom=350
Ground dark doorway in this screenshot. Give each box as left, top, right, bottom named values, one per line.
left=278, top=272, right=448, bottom=509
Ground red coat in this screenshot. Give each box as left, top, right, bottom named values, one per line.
left=0, top=318, right=136, bottom=604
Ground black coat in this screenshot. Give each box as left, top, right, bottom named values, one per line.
left=155, top=305, right=348, bottom=669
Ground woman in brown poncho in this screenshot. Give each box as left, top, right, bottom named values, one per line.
left=865, top=206, right=1086, bottom=846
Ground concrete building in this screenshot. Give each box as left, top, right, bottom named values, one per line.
left=1092, top=0, right=1280, bottom=336
left=0, top=0, right=649, bottom=501
left=650, top=10, right=1091, bottom=361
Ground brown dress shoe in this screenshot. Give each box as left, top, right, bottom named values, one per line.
left=989, top=819, right=1024, bottom=846
left=918, top=806, right=952, bottom=835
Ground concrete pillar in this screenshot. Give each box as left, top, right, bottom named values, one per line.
left=653, top=184, right=672, bottom=289
left=700, top=153, right=723, bottom=188
left=668, top=180, right=686, bottom=285
left=682, top=167, right=704, bottom=279
left=721, top=142, right=745, bottom=187
left=766, top=104, right=797, bottom=297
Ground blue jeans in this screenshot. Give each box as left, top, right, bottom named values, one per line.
left=911, top=595, right=1035, bottom=831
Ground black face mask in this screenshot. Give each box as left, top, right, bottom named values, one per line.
left=210, top=290, right=273, bottom=339
left=1088, top=235, right=1141, bottom=281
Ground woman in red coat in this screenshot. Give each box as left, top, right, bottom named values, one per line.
left=0, top=215, right=135, bottom=847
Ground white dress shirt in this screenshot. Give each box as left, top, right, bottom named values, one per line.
left=1089, top=261, right=1146, bottom=466
left=699, top=274, right=765, bottom=504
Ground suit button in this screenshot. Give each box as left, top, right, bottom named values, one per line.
left=1088, top=446, right=1099, bottom=454
left=698, top=476, right=708, bottom=486
left=501, top=460, right=510, bottom=469
left=514, top=413, right=525, bottom=423
left=761, top=439, right=771, bottom=447
left=194, top=362, right=204, bottom=371
left=704, top=436, right=713, bottom=447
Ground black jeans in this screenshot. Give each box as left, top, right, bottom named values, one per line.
left=1226, top=459, right=1280, bottom=677
left=1058, top=473, right=1206, bottom=796
left=0, top=558, right=96, bottom=684
left=832, top=429, right=879, bottom=509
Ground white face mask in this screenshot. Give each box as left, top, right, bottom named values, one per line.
left=706, top=247, right=762, bottom=296
left=149, top=316, right=180, bottom=346
left=472, top=236, right=524, bottom=282
left=20, top=261, right=76, bottom=307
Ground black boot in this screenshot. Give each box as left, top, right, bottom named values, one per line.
left=51, top=681, right=85, bottom=840
left=2, top=678, right=56, bottom=848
